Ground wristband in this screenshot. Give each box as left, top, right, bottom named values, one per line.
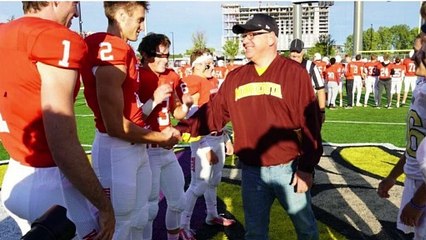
left=409, top=199, right=426, bottom=210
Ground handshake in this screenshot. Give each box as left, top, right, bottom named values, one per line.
left=159, top=126, right=182, bottom=149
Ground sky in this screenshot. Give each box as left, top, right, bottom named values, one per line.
left=0, top=1, right=422, bottom=54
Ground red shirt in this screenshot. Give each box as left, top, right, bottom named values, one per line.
left=0, top=17, right=87, bottom=167
left=390, top=63, right=406, bottom=78
left=403, top=58, right=417, bottom=77
left=182, top=75, right=219, bottom=107
left=314, top=60, right=327, bottom=79
left=138, top=68, right=184, bottom=131
left=325, top=64, right=341, bottom=84
left=206, top=55, right=322, bottom=171
left=81, top=33, right=143, bottom=133
left=346, top=61, right=364, bottom=79
left=378, top=62, right=393, bottom=80
left=364, top=61, right=380, bottom=77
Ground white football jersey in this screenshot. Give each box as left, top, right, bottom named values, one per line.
left=405, top=80, right=426, bottom=180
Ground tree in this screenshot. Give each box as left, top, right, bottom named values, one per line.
left=7, top=16, right=15, bottom=22
left=307, top=34, right=335, bottom=58
left=222, top=38, right=240, bottom=62
left=186, top=31, right=208, bottom=56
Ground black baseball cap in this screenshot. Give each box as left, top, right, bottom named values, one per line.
left=289, top=39, right=304, bottom=53
left=232, top=14, right=279, bottom=36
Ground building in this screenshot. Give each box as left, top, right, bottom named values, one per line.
left=222, top=1, right=334, bottom=52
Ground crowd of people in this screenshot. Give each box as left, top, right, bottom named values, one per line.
left=290, top=47, right=418, bottom=110
left=0, top=1, right=425, bottom=240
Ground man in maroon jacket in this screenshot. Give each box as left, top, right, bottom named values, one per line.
left=179, top=14, right=323, bottom=239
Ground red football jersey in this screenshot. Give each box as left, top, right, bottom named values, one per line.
left=314, top=60, right=327, bottom=79
left=324, top=64, right=341, bottom=84
left=364, top=61, right=380, bottom=77
left=81, top=33, right=143, bottom=133
left=378, top=62, right=393, bottom=80
left=138, top=67, right=185, bottom=131
left=390, top=63, right=406, bottom=78
left=346, top=61, right=364, bottom=79
left=0, top=17, right=87, bottom=167
left=182, top=75, right=219, bottom=106
left=403, top=58, right=416, bottom=77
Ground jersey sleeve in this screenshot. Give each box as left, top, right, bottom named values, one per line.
left=182, top=75, right=201, bottom=95
left=30, top=27, right=87, bottom=69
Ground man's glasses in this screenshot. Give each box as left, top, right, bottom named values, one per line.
left=241, top=31, right=270, bottom=40
left=155, top=53, right=170, bottom=58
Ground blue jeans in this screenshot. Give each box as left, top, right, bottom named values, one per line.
left=241, top=160, right=318, bottom=240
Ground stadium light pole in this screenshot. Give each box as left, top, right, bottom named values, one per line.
left=170, top=32, right=175, bottom=65
left=370, top=24, right=373, bottom=51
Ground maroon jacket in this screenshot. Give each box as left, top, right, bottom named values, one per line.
left=179, top=55, right=323, bottom=173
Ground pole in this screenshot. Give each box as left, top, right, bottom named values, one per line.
left=170, top=32, right=175, bottom=64
left=370, top=24, right=373, bottom=51
left=77, top=2, right=83, bottom=37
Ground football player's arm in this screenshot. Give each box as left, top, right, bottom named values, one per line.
left=400, top=183, right=426, bottom=227
left=38, top=62, right=115, bottom=239
left=173, top=92, right=193, bottom=120
left=377, top=154, right=405, bottom=198
left=142, top=83, right=172, bottom=119
left=95, top=65, right=179, bottom=146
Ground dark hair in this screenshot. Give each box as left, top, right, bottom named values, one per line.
left=329, top=57, right=336, bottom=65
left=22, top=1, right=49, bottom=14
left=138, top=33, right=171, bottom=58
left=355, top=54, right=362, bottom=61
left=104, top=1, right=149, bottom=25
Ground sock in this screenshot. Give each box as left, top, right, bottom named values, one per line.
left=167, top=232, right=179, bottom=240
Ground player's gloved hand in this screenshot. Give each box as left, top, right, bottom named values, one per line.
left=377, top=177, right=395, bottom=198
left=206, top=149, right=219, bottom=165
left=153, top=84, right=172, bottom=105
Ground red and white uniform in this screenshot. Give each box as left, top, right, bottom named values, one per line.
left=348, top=60, right=364, bottom=106
left=390, top=62, right=406, bottom=95
left=403, top=57, right=418, bottom=94
left=363, top=60, right=380, bottom=106
left=81, top=32, right=150, bottom=239
left=180, top=74, right=228, bottom=229
left=137, top=67, right=186, bottom=237
left=0, top=17, right=99, bottom=238
left=324, top=64, right=341, bottom=107
left=313, top=60, right=327, bottom=81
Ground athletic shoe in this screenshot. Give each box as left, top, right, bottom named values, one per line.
left=179, top=228, right=196, bottom=240
left=345, top=106, right=353, bottom=109
left=205, top=215, right=236, bottom=227
left=356, top=103, right=362, bottom=107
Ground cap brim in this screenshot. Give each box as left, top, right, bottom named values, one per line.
left=232, top=24, right=263, bottom=34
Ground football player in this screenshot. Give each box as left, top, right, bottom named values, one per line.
left=402, top=50, right=418, bottom=106
left=81, top=2, right=180, bottom=239
left=179, top=49, right=235, bottom=240
left=137, top=33, right=193, bottom=240
left=0, top=2, right=115, bottom=239
left=363, top=55, right=381, bottom=107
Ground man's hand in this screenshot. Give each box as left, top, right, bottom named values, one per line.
left=400, top=201, right=423, bottom=227
left=206, top=149, right=219, bottom=165
left=291, top=170, right=313, bottom=193
left=225, top=141, right=234, bottom=156
left=153, top=84, right=172, bottom=104
left=182, top=93, right=194, bottom=109
left=160, top=127, right=181, bottom=149
left=94, top=207, right=115, bottom=240
left=377, top=177, right=396, bottom=198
